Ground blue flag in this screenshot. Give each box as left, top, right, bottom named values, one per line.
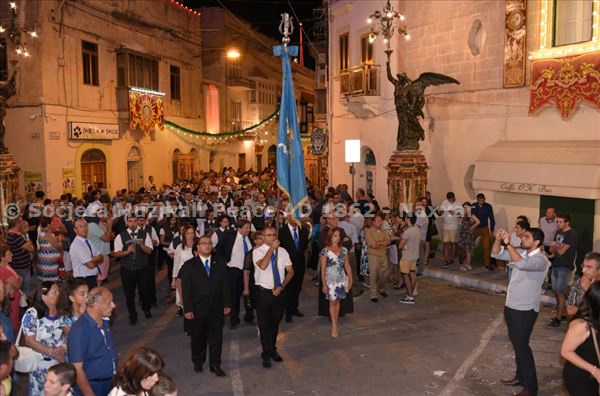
left=273, top=45, right=307, bottom=224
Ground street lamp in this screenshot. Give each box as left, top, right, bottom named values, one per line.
left=367, top=0, right=409, bottom=50
left=345, top=140, right=360, bottom=201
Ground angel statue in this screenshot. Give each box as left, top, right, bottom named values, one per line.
left=0, top=69, right=18, bottom=155
left=386, top=50, right=459, bottom=151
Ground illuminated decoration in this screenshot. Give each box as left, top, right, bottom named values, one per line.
left=129, top=89, right=165, bottom=136
left=503, top=0, right=527, bottom=87
left=167, top=0, right=201, bottom=17
left=165, top=108, right=280, bottom=138
left=529, top=51, right=600, bottom=119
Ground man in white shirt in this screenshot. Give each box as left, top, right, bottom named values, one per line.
left=415, top=201, right=429, bottom=276
left=252, top=226, right=295, bottom=369
left=439, top=192, right=460, bottom=268
left=215, top=219, right=254, bottom=329
left=145, top=175, right=155, bottom=192
left=70, top=219, right=103, bottom=291
left=113, top=217, right=154, bottom=325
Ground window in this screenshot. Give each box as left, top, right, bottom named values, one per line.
left=229, top=57, right=241, bottom=78
left=170, top=65, right=181, bottom=100
left=250, top=81, right=276, bottom=106
left=116, top=51, right=160, bottom=91
left=206, top=85, right=219, bottom=133
left=82, top=41, right=99, bottom=86
left=339, top=33, right=349, bottom=71
left=231, top=101, right=241, bottom=129
left=361, top=34, right=374, bottom=64
left=553, top=0, right=593, bottom=46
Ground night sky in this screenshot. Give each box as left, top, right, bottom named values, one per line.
left=183, top=0, right=322, bottom=69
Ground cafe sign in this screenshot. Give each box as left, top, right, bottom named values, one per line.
left=500, top=183, right=553, bottom=194
left=69, top=122, right=119, bottom=140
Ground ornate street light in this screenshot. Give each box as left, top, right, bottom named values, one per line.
left=367, top=0, right=409, bottom=51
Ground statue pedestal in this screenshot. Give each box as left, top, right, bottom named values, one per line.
left=0, top=153, right=21, bottom=228
left=385, top=151, right=429, bottom=211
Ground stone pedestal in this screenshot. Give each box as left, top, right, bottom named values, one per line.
left=386, top=151, right=430, bottom=212
left=0, top=153, right=21, bottom=228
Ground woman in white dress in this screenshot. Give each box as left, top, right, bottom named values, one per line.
left=171, top=225, right=197, bottom=336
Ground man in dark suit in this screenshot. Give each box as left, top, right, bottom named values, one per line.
left=180, top=235, right=231, bottom=377
left=279, top=214, right=309, bottom=323
left=215, top=219, right=255, bottom=329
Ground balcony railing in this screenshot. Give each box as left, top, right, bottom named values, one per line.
left=339, top=64, right=380, bottom=98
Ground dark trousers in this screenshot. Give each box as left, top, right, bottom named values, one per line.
left=285, top=262, right=305, bottom=318
left=256, top=287, right=285, bottom=360
left=165, top=255, right=174, bottom=284
left=504, top=306, right=539, bottom=394
left=121, top=266, right=150, bottom=320
left=190, top=310, right=224, bottom=368
left=76, top=275, right=97, bottom=292
left=139, top=252, right=157, bottom=306
left=228, top=267, right=253, bottom=326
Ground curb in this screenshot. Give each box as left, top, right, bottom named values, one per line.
left=423, top=267, right=557, bottom=307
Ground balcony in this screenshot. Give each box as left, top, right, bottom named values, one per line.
left=339, top=64, right=380, bottom=98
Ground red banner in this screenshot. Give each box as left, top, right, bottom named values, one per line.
left=129, top=90, right=165, bottom=135
left=503, top=0, right=527, bottom=88
left=529, top=51, right=600, bottom=119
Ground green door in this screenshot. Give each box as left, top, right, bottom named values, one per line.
left=539, top=196, right=595, bottom=275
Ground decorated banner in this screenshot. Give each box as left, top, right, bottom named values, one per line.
left=129, top=89, right=165, bottom=135
left=529, top=51, right=600, bottom=119
left=24, top=171, right=43, bottom=193
left=503, top=0, right=527, bottom=88
left=62, top=168, right=75, bottom=195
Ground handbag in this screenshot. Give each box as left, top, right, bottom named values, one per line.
left=14, top=309, right=39, bottom=373
left=430, top=222, right=439, bottom=237
left=589, top=322, right=600, bottom=394
left=343, top=274, right=351, bottom=293
left=19, top=292, right=28, bottom=308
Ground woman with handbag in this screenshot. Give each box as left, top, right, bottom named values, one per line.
left=109, top=346, right=164, bottom=396
left=320, top=227, right=352, bottom=339
left=561, top=280, right=600, bottom=395
left=0, top=244, right=23, bottom=336
left=21, top=281, right=67, bottom=395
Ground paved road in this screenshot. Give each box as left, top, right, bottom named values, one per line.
left=19, top=264, right=569, bottom=395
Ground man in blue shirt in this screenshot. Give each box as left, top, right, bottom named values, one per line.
left=471, top=193, right=496, bottom=271
left=67, top=287, right=117, bottom=396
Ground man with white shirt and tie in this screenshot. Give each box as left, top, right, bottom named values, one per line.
left=70, top=219, right=103, bottom=291
left=253, top=226, right=295, bottom=369
left=216, top=219, right=255, bottom=329
left=279, top=214, right=309, bottom=322
left=112, top=216, right=154, bottom=325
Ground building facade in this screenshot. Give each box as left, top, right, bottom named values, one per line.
left=328, top=0, right=600, bottom=260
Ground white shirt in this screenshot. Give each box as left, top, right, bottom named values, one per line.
left=252, top=244, right=292, bottom=289
left=145, top=227, right=159, bottom=245
left=70, top=236, right=101, bottom=277
left=510, top=231, right=522, bottom=247
left=349, top=212, right=364, bottom=236
left=211, top=227, right=227, bottom=247
left=338, top=221, right=358, bottom=253
left=199, top=254, right=211, bottom=271
left=228, top=232, right=251, bottom=270
left=173, top=244, right=195, bottom=278
left=415, top=214, right=428, bottom=242
left=114, top=227, right=154, bottom=252
left=440, top=199, right=461, bottom=230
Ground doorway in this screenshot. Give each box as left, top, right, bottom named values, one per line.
left=267, top=145, right=276, bottom=170
left=238, top=153, right=246, bottom=171
left=539, top=196, right=595, bottom=274
left=127, top=146, right=143, bottom=192
left=80, top=149, right=106, bottom=192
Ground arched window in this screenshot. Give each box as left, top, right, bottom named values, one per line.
left=206, top=85, right=219, bottom=133
left=267, top=145, right=277, bottom=170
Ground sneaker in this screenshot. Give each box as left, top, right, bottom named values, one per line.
left=399, top=296, right=415, bottom=304
left=548, top=316, right=567, bottom=322
left=413, top=285, right=418, bottom=296
left=443, top=261, right=451, bottom=268
left=547, top=318, right=561, bottom=328
left=416, top=273, right=423, bottom=278
left=448, top=260, right=455, bottom=265
left=363, top=283, right=371, bottom=288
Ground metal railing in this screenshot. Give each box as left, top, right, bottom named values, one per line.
left=339, top=64, right=381, bottom=98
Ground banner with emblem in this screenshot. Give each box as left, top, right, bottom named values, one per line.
left=129, top=89, right=165, bottom=135
left=503, top=0, right=527, bottom=88
left=529, top=51, right=600, bottom=119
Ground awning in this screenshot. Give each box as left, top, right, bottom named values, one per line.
left=472, top=141, right=600, bottom=200
left=300, top=91, right=315, bottom=105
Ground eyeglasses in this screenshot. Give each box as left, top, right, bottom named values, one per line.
left=199, top=242, right=213, bottom=246
left=75, top=225, right=88, bottom=229
left=264, top=234, right=276, bottom=237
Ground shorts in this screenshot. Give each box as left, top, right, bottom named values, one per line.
left=400, top=259, right=417, bottom=274
left=442, top=228, right=459, bottom=243
left=551, top=267, right=571, bottom=294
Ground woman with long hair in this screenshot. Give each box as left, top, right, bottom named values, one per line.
left=561, top=280, right=600, bottom=395
left=457, top=202, right=480, bottom=271
left=58, top=277, right=89, bottom=334
left=37, top=216, right=63, bottom=282
left=172, top=225, right=197, bottom=334
left=22, top=281, right=67, bottom=395
left=110, top=346, right=164, bottom=396
left=160, top=217, right=180, bottom=286
left=320, top=227, right=353, bottom=338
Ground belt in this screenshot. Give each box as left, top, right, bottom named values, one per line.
left=89, top=377, right=112, bottom=382
left=257, top=285, right=273, bottom=291
left=78, top=275, right=96, bottom=279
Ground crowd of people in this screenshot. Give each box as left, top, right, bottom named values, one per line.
left=0, top=166, right=597, bottom=396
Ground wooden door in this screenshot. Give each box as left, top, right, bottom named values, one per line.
left=127, top=160, right=142, bottom=191
left=238, top=154, right=246, bottom=171
left=81, top=162, right=106, bottom=191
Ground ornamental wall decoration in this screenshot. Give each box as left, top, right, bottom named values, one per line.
left=503, top=0, right=527, bottom=88
left=529, top=51, right=600, bottom=119
left=129, top=89, right=165, bottom=136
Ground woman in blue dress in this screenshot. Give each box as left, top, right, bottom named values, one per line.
left=320, top=227, right=353, bottom=339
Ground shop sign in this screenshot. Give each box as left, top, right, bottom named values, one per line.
left=500, top=183, right=553, bottom=194
left=69, top=122, right=119, bottom=140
